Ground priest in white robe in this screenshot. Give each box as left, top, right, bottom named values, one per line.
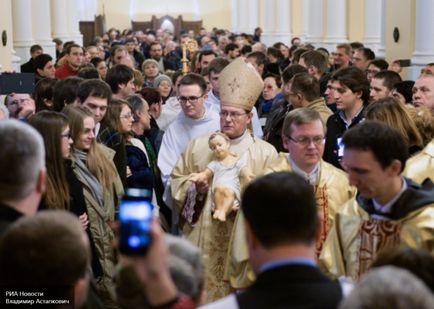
left=158, top=73, right=220, bottom=186
left=171, top=59, right=277, bottom=303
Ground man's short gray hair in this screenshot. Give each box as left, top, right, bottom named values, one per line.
left=339, top=266, right=434, bottom=309
left=0, top=119, right=45, bottom=201
left=166, top=235, right=204, bottom=301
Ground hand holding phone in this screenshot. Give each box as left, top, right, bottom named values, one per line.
left=119, top=189, right=153, bottom=255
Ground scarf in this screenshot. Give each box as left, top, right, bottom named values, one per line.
left=73, top=149, right=105, bottom=208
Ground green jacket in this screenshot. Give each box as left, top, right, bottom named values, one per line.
left=72, top=144, right=124, bottom=308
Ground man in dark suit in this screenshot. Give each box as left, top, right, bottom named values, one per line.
left=202, top=172, right=342, bottom=308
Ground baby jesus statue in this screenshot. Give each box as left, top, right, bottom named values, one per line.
left=189, top=132, right=254, bottom=221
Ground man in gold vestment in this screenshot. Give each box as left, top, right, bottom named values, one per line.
left=402, top=138, right=434, bottom=183
left=170, top=58, right=277, bottom=302
left=319, top=121, right=434, bottom=281
left=264, top=108, right=356, bottom=257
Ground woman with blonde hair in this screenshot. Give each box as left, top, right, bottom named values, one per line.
left=63, top=105, right=123, bottom=308
left=405, top=105, right=434, bottom=147
left=365, top=97, right=423, bottom=155
left=29, top=110, right=104, bottom=286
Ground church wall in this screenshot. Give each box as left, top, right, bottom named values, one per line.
left=291, top=0, right=303, bottom=38
left=385, top=0, right=415, bottom=78
left=347, top=0, right=364, bottom=43
left=0, top=0, right=14, bottom=71
left=99, top=0, right=231, bottom=33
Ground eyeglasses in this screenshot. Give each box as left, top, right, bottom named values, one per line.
left=178, top=95, right=204, bottom=104
left=120, top=113, right=133, bottom=119
left=366, top=69, right=380, bottom=75
left=61, top=132, right=71, bottom=139
left=219, top=111, right=248, bottom=119
left=287, top=135, right=325, bottom=146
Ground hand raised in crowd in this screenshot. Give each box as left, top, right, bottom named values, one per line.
left=121, top=217, right=179, bottom=307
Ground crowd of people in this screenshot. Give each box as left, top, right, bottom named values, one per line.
left=0, top=24, right=433, bottom=308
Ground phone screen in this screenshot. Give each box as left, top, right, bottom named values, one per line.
left=337, top=137, right=345, bottom=160
left=0, top=73, right=35, bottom=94
left=119, top=196, right=153, bottom=255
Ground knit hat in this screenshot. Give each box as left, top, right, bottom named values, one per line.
left=153, top=74, right=172, bottom=88
left=141, top=59, right=160, bottom=72
left=219, top=58, right=264, bottom=111
left=393, top=80, right=415, bottom=104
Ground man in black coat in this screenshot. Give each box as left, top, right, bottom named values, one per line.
left=20, top=44, right=43, bottom=73
left=202, top=172, right=342, bottom=309
left=323, top=66, right=370, bottom=169
left=0, top=120, right=45, bottom=235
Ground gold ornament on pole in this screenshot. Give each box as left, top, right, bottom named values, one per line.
left=181, top=38, right=199, bottom=75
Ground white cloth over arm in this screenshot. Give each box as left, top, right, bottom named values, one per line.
left=158, top=106, right=220, bottom=186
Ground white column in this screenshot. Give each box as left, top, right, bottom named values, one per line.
left=363, top=0, right=384, bottom=57
left=260, top=0, right=276, bottom=46
left=323, top=0, right=348, bottom=51
left=238, top=0, right=249, bottom=33
left=12, top=0, right=34, bottom=65
left=32, top=0, right=56, bottom=58
left=51, top=0, right=70, bottom=42
left=261, top=0, right=292, bottom=46
left=66, top=0, right=83, bottom=46
left=230, top=0, right=239, bottom=33
left=302, top=0, right=324, bottom=46
left=274, top=0, right=292, bottom=46
left=247, top=0, right=259, bottom=35
left=376, top=0, right=386, bottom=59
left=409, top=0, right=434, bottom=80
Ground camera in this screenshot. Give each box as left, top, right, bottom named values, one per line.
left=119, top=188, right=153, bottom=255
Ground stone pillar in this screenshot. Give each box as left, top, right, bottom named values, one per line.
left=51, top=0, right=70, bottom=42
left=230, top=0, right=239, bottom=33
left=260, top=0, right=276, bottom=46
left=302, top=0, right=324, bottom=46
left=363, top=0, right=384, bottom=58
left=12, top=0, right=34, bottom=66
left=323, top=0, right=348, bottom=51
left=274, top=0, right=292, bottom=45
left=32, top=0, right=56, bottom=58
left=238, top=0, right=249, bottom=33
left=66, top=0, right=83, bottom=46
left=261, top=0, right=292, bottom=46
left=409, top=0, right=434, bottom=79
left=247, top=0, right=259, bottom=35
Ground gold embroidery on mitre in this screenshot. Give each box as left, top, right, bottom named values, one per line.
left=228, top=77, right=241, bottom=94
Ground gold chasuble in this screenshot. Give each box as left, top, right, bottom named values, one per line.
left=319, top=178, right=434, bottom=281
left=264, top=153, right=356, bottom=257
left=403, top=138, right=434, bottom=183
left=171, top=131, right=277, bottom=302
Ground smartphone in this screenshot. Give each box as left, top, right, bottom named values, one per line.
left=0, top=73, right=35, bottom=94
left=119, top=188, right=153, bottom=255
left=337, top=137, right=345, bottom=160
left=398, top=59, right=411, bottom=68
